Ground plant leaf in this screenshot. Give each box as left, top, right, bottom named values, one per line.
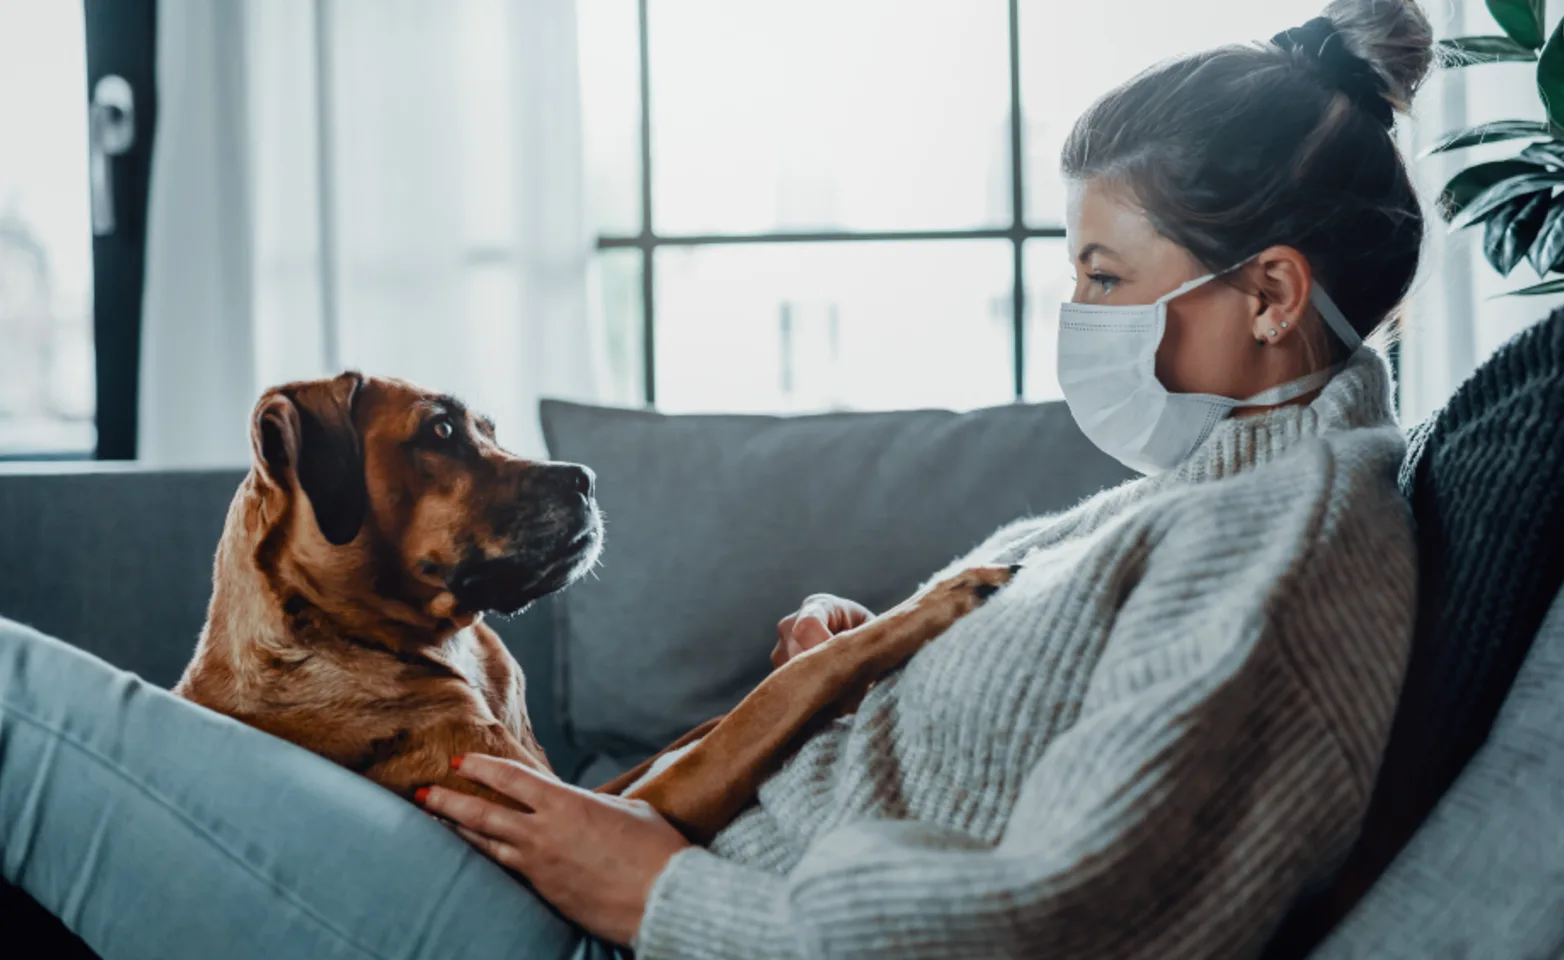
left=1527, top=201, right=1564, bottom=273
left=1540, top=18, right=1564, bottom=128
left=1485, top=192, right=1551, bottom=275
left=1436, top=35, right=1539, bottom=64
left=1519, top=141, right=1564, bottom=168
left=1440, top=159, right=1549, bottom=220
left=1483, top=198, right=1526, bottom=274
left=1450, top=170, right=1562, bottom=230
left=1511, top=190, right=1553, bottom=253
left=1488, top=0, right=1546, bottom=49
left=1502, top=276, right=1564, bottom=296
left=1421, top=119, right=1549, bottom=155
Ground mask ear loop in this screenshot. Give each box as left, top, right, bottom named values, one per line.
left=1308, top=283, right=1362, bottom=352
left=1153, top=270, right=1222, bottom=306
left=1154, top=256, right=1260, bottom=307
left=1154, top=262, right=1363, bottom=354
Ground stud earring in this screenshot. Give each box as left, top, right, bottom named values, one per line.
left=1268, top=329, right=1278, bottom=337
left=1280, top=321, right=1288, bottom=329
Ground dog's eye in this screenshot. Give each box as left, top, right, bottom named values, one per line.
left=431, top=419, right=454, bottom=441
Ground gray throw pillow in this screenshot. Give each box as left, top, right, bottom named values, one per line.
left=539, top=399, right=1133, bottom=766
left=1308, top=586, right=1564, bottom=959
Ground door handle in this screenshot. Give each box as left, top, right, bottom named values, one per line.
left=89, top=74, right=136, bottom=237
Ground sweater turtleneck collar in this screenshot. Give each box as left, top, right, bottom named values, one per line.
left=1161, top=348, right=1398, bottom=486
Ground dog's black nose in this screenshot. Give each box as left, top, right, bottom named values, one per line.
left=531, top=462, right=595, bottom=502
left=556, top=464, right=595, bottom=499
left=570, top=465, right=595, bottom=498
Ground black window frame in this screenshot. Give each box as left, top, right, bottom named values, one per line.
left=596, top=0, right=1061, bottom=407
left=85, top=0, right=158, bottom=460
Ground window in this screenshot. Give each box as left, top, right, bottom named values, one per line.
left=0, top=0, right=155, bottom=460
left=578, top=0, right=1326, bottom=414
left=0, top=2, right=95, bottom=456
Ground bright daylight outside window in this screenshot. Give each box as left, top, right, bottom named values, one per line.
left=578, top=0, right=1327, bottom=414
left=0, top=1, right=95, bottom=456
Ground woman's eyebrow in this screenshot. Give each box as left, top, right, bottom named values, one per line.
left=1076, top=242, right=1118, bottom=264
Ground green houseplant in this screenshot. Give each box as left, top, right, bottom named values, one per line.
left=1430, top=0, right=1564, bottom=295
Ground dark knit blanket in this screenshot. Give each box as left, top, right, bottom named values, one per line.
left=1381, top=306, right=1564, bottom=855
left=1268, top=305, right=1564, bottom=958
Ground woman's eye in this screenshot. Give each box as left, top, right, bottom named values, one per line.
left=1088, top=272, right=1120, bottom=293
left=431, top=419, right=454, bottom=441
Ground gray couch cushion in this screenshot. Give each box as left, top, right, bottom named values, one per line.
left=0, top=464, right=245, bottom=688
left=1308, top=586, right=1564, bottom=959
left=540, top=399, right=1134, bottom=768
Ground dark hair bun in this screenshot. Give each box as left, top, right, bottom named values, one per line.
left=1322, top=0, right=1434, bottom=115
left=1273, top=17, right=1398, bottom=127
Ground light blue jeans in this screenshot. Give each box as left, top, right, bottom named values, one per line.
left=0, top=617, right=628, bottom=959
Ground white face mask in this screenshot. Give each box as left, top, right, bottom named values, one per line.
left=1056, top=260, right=1363, bottom=476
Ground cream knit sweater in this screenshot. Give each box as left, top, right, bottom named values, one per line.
left=635, top=350, right=1416, bottom=960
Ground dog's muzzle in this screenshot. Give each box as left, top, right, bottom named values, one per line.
left=448, top=497, right=602, bottom=616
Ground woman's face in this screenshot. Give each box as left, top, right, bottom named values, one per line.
left=1065, top=178, right=1278, bottom=400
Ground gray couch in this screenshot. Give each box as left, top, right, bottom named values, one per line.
left=2, top=389, right=1561, bottom=957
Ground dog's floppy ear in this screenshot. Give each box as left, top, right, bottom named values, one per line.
left=249, top=372, right=367, bottom=546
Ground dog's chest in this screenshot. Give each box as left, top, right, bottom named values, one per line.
left=440, top=628, right=525, bottom=736
left=443, top=633, right=488, bottom=695
left=292, top=630, right=498, bottom=716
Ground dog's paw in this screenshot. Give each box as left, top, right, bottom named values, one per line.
left=927, top=563, right=1020, bottom=614
left=973, top=564, right=1025, bottom=601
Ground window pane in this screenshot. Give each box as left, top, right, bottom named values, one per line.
left=0, top=0, right=94, bottom=456
left=594, top=248, right=645, bottom=406
left=655, top=241, right=1013, bottom=413
left=1023, top=237, right=1070, bottom=402
left=1020, top=0, right=1325, bottom=227
left=649, top=0, right=1010, bottom=235
left=579, top=0, right=641, bottom=235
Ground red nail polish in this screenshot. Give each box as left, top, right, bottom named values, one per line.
left=450, top=755, right=464, bottom=770
left=414, top=787, right=430, bottom=805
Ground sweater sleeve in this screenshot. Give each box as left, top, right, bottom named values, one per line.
left=636, top=432, right=1413, bottom=960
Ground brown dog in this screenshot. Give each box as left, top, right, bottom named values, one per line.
left=174, top=371, right=601, bottom=808
left=176, top=370, right=1014, bottom=841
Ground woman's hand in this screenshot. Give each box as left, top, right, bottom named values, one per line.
left=772, top=594, right=873, bottom=668
left=418, top=755, right=690, bottom=946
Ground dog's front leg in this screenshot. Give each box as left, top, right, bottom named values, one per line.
left=625, top=564, right=1016, bottom=844
left=376, top=719, right=556, bottom=812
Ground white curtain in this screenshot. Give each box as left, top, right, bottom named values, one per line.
left=139, top=0, right=605, bottom=465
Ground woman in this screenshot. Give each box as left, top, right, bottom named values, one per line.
left=0, top=1, right=1430, bottom=956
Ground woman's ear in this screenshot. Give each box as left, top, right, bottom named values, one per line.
left=1247, top=245, right=1312, bottom=347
